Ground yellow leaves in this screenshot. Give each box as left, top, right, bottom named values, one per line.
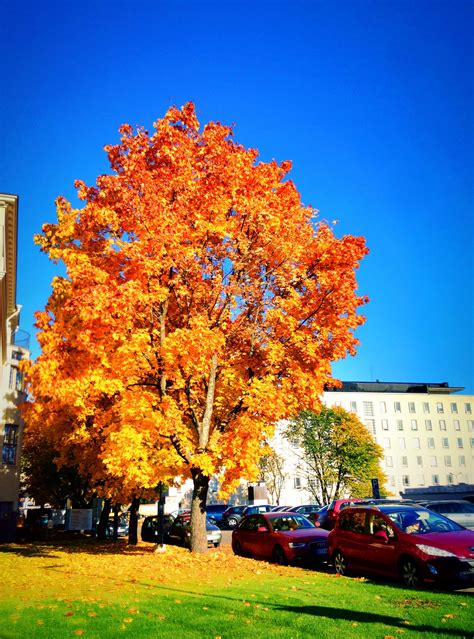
left=27, top=102, right=369, bottom=504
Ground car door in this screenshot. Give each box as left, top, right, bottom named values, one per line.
left=364, top=512, right=399, bottom=578
left=337, top=510, right=369, bottom=571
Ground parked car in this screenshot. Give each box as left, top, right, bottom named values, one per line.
left=287, top=504, right=321, bottom=517
left=205, top=504, right=229, bottom=524
left=417, top=500, right=474, bottom=530
left=328, top=504, right=474, bottom=588
left=324, top=498, right=364, bottom=530
left=167, top=513, right=222, bottom=548
left=221, top=506, right=247, bottom=528
left=141, top=514, right=176, bottom=543
left=232, top=511, right=329, bottom=565
left=311, top=504, right=329, bottom=527
left=222, top=504, right=275, bottom=529
left=105, top=516, right=129, bottom=538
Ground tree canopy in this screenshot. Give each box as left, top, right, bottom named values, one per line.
left=285, top=406, right=387, bottom=504
left=22, top=102, right=368, bottom=551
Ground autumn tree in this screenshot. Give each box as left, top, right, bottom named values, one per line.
left=285, top=407, right=387, bottom=504
left=25, top=102, right=368, bottom=552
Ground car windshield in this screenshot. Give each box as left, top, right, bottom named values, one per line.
left=270, top=515, right=314, bottom=531
left=384, top=508, right=464, bottom=534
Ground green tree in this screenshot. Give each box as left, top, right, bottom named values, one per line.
left=286, top=407, right=387, bottom=504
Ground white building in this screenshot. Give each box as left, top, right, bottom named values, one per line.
left=0, top=194, right=30, bottom=541
left=270, top=381, right=474, bottom=506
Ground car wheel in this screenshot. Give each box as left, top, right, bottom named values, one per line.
left=273, top=545, right=288, bottom=566
left=227, top=517, right=238, bottom=528
left=233, top=540, right=244, bottom=556
left=333, top=550, right=348, bottom=576
left=400, top=557, right=422, bottom=588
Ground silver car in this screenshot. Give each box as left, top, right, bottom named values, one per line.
left=421, top=500, right=474, bottom=529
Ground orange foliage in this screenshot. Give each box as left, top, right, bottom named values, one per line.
left=23, top=102, right=368, bottom=527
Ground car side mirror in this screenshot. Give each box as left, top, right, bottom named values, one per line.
left=257, top=526, right=268, bottom=533
left=374, top=530, right=389, bottom=543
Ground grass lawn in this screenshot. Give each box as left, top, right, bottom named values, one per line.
left=0, top=539, right=472, bottom=638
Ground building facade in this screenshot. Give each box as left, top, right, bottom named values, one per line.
left=0, top=194, right=29, bottom=541
left=269, top=381, right=474, bottom=506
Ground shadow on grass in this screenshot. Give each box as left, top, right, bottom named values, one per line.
left=0, top=538, right=152, bottom=557
left=272, top=603, right=468, bottom=636
left=139, top=582, right=470, bottom=637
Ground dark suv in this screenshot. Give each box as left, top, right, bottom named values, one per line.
left=221, top=505, right=247, bottom=528
left=205, top=504, right=228, bottom=524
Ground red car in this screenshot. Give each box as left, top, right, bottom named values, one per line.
left=328, top=504, right=474, bottom=588
left=324, top=498, right=364, bottom=529
left=231, top=511, right=329, bottom=565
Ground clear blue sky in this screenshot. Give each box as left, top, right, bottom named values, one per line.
left=1, top=0, right=473, bottom=393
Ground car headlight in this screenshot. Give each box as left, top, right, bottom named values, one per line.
left=288, top=542, right=307, bottom=549
left=416, top=544, right=457, bottom=558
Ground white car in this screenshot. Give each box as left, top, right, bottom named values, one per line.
left=421, top=500, right=474, bottom=529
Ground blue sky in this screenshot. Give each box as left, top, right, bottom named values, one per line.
left=1, top=0, right=473, bottom=393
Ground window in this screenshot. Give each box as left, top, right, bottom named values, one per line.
left=465, top=403, right=472, bottom=415
left=439, top=420, right=446, bottom=431
left=385, top=456, right=393, bottom=467
left=457, top=438, right=464, bottom=448
left=369, top=514, right=394, bottom=538
left=442, top=438, right=449, bottom=449
left=381, top=419, right=389, bottom=431
left=408, top=402, right=416, bottom=414
left=380, top=401, right=387, bottom=414
left=382, top=437, right=391, bottom=449
left=471, top=438, right=474, bottom=449
left=398, top=437, right=406, bottom=449
left=425, top=419, right=432, bottom=431
left=350, top=401, right=357, bottom=413
left=416, top=456, right=423, bottom=467
left=432, top=474, right=439, bottom=485
left=412, top=437, right=420, bottom=448
left=401, top=456, right=408, bottom=467
left=9, top=366, right=23, bottom=392
left=468, top=421, right=474, bottom=432
left=417, top=474, right=425, bottom=486
left=427, top=437, right=435, bottom=449
left=397, top=420, right=404, bottom=431
left=11, top=350, right=22, bottom=361
left=411, top=419, right=418, bottom=431
left=402, top=475, right=410, bottom=486
left=394, top=402, right=401, bottom=413
left=293, top=477, right=302, bottom=489
left=363, top=401, right=374, bottom=417
left=423, top=402, right=430, bottom=414
left=364, top=419, right=376, bottom=434
left=459, top=455, right=466, bottom=466
left=429, top=456, right=437, bottom=467
left=2, top=425, right=18, bottom=465
left=444, top=455, right=452, bottom=467
left=345, top=511, right=366, bottom=533
left=437, top=402, right=444, bottom=414
left=454, top=420, right=461, bottom=431
left=450, top=403, right=458, bottom=414
left=447, top=473, right=454, bottom=484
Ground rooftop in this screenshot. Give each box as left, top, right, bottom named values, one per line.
left=326, top=381, right=465, bottom=394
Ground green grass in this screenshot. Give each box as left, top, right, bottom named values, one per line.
left=0, top=539, right=471, bottom=638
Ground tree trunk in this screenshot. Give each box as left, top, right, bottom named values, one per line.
left=190, top=469, right=209, bottom=553
left=96, top=498, right=111, bottom=540
left=128, top=496, right=140, bottom=545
